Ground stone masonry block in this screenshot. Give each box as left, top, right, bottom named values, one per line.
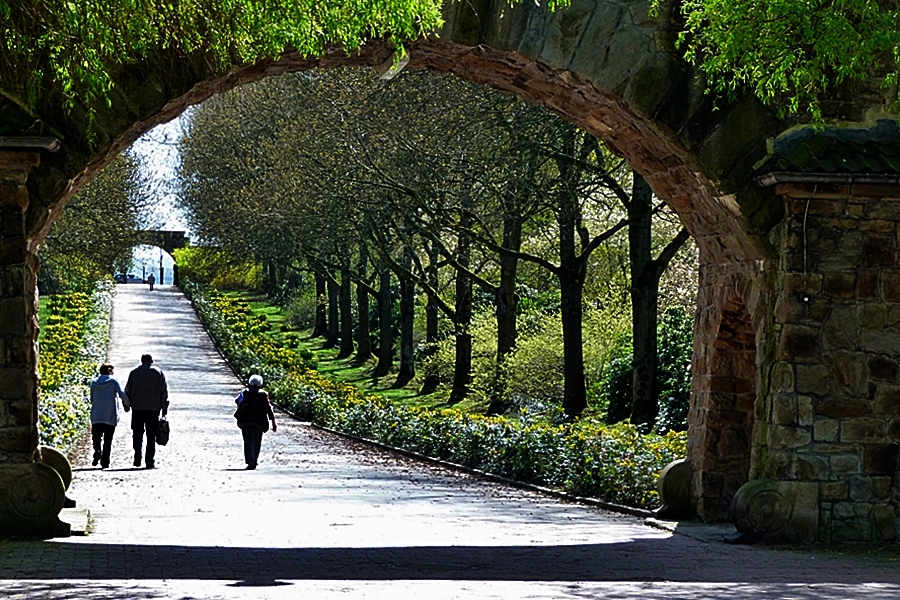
left=795, top=364, right=832, bottom=395
left=790, top=455, right=829, bottom=480
left=841, top=418, right=887, bottom=443
left=870, top=476, right=894, bottom=500
left=0, top=368, right=29, bottom=399
left=814, top=419, right=839, bottom=442
left=882, top=269, right=900, bottom=302
left=887, top=303, right=900, bottom=326
left=770, top=425, right=812, bottom=449
left=833, top=352, right=868, bottom=397
left=863, top=234, right=895, bottom=268
left=874, top=384, right=900, bottom=417
left=858, top=303, right=887, bottom=329
left=831, top=454, right=862, bottom=474
left=890, top=419, right=900, bottom=441
left=0, top=300, right=25, bottom=335
left=798, top=396, right=814, bottom=426
left=820, top=480, right=849, bottom=501
left=823, top=271, right=857, bottom=299
left=772, top=394, right=798, bottom=425
left=860, top=329, right=900, bottom=355
left=848, top=475, right=876, bottom=502
left=816, top=397, right=872, bottom=419
left=857, top=271, right=879, bottom=300
left=868, top=354, right=899, bottom=381
left=863, top=443, right=900, bottom=474
left=822, top=306, right=857, bottom=351
left=779, top=325, right=820, bottom=362
left=873, top=505, right=897, bottom=541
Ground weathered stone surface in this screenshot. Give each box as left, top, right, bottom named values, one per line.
left=823, top=272, right=857, bottom=299
left=814, top=419, right=839, bottom=442
left=857, top=271, right=879, bottom=300
left=770, top=362, right=794, bottom=393
left=795, top=365, right=832, bottom=395
left=873, top=505, right=897, bottom=541
left=841, top=418, right=887, bottom=443
left=772, top=394, right=797, bottom=425
left=790, top=455, right=828, bottom=480
left=831, top=454, right=862, bottom=474
left=833, top=352, right=868, bottom=397
left=874, top=384, right=900, bottom=417
left=868, top=354, right=899, bottom=381
left=858, top=304, right=887, bottom=329
left=882, top=269, right=900, bottom=302
left=860, top=329, right=900, bottom=355
left=864, top=443, right=900, bottom=474
left=769, top=425, right=812, bottom=449
left=822, top=306, right=857, bottom=351
left=820, top=480, right=848, bottom=501
left=779, top=325, right=820, bottom=362
left=816, top=398, right=872, bottom=419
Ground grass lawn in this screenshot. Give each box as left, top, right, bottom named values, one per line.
left=223, top=291, right=487, bottom=411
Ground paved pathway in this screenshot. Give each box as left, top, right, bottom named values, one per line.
left=1, top=285, right=898, bottom=599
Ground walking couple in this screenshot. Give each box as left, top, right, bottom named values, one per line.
left=89, top=354, right=168, bottom=469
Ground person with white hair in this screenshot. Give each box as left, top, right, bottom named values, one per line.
left=234, top=374, right=277, bottom=470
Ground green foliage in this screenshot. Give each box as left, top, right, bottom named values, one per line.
left=173, top=245, right=262, bottom=289
left=191, top=281, right=685, bottom=508
left=675, top=0, right=900, bottom=122
left=0, top=0, right=445, bottom=125
left=38, top=282, right=113, bottom=453
left=598, top=308, right=693, bottom=433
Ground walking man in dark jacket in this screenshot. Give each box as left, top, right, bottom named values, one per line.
left=124, top=354, right=168, bottom=469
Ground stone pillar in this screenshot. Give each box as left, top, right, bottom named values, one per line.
left=0, top=151, right=42, bottom=464
left=745, top=183, right=900, bottom=543
left=689, top=262, right=763, bottom=521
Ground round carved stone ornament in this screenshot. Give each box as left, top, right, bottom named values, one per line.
left=8, top=463, right=66, bottom=519
left=39, top=446, right=72, bottom=490
left=731, top=479, right=791, bottom=534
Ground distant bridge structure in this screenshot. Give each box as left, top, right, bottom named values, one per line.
left=132, top=230, right=189, bottom=285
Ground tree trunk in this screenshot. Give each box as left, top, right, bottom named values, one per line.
left=449, top=205, right=474, bottom=404
left=486, top=217, right=521, bottom=415
left=629, top=173, right=658, bottom=428
left=354, top=247, right=372, bottom=364
left=393, top=251, right=416, bottom=388
left=559, top=267, right=587, bottom=417
left=324, top=273, right=339, bottom=349
left=312, top=271, right=327, bottom=338
left=419, top=243, right=441, bottom=394
left=373, top=264, right=394, bottom=377
left=338, top=261, right=355, bottom=359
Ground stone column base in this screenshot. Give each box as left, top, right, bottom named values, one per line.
left=729, top=479, right=818, bottom=543
left=0, top=463, right=70, bottom=538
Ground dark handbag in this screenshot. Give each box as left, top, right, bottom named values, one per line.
left=234, top=393, right=252, bottom=422
left=156, top=417, right=170, bottom=446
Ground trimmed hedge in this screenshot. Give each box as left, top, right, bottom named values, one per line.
left=184, top=281, right=686, bottom=508
left=38, top=281, right=113, bottom=453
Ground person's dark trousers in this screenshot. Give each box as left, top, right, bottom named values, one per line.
left=241, top=423, right=265, bottom=467
left=91, top=423, right=115, bottom=468
left=132, top=409, right=160, bottom=467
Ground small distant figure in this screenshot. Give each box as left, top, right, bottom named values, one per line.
left=89, top=363, right=130, bottom=469
left=147, top=273, right=156, bottom=291
left=124, top=354, right=168, bottom=469
left=234, top=374, right=277, bottom=470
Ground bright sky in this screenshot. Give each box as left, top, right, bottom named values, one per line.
left=127, top=113, right=192, bottom=284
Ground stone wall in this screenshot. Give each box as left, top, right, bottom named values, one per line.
left=757, top=183, right=900, bottom=543
left=689, top=262, right=764, bottom=520
left=0, top=152, right=42, bottom=464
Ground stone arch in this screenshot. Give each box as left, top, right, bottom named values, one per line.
left=690, top=267, right=761, bottom=520
left=17, top=0, right=898, bottom=537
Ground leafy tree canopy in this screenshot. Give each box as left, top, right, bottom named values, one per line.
left=674, top=0, right=900, bottom=122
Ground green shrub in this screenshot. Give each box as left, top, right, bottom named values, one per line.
left=190, top=282, right=687, bottom=508
left=599, top=308, right=693, bottom=433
